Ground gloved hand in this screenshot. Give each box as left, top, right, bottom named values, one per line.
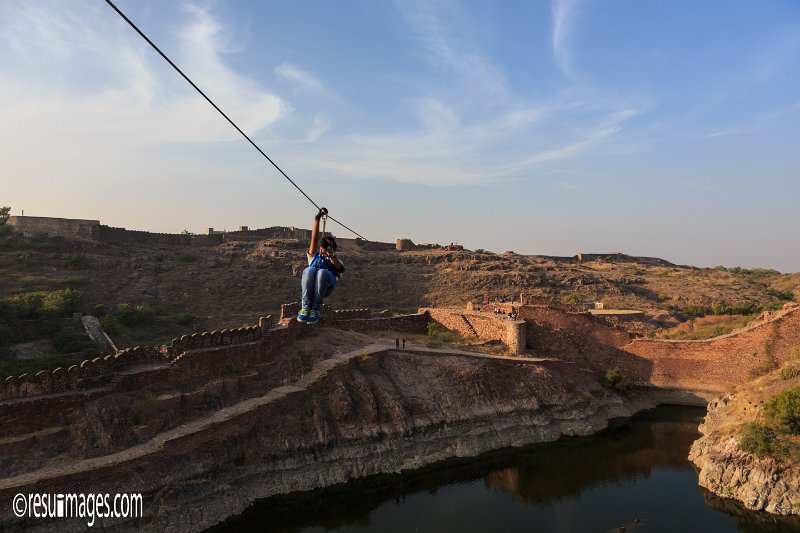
left=315, top=207, right=328, bottom=221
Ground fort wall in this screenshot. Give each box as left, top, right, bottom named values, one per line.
left=7, top=216, right=315, bottom=248
left=625, top=304, right=800, bottom=389
left=426, top=308, right=526, bottom=354
left=8, top=216, right=100, bottom=242
left=337, top=312, right=429, bottom=335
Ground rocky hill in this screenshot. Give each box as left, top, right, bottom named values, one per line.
left=0, top=224, right=797, bottom=352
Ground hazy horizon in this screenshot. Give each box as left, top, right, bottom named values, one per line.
left=3, top=1, right=799, bottom=272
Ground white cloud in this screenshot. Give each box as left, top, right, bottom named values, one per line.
left=760, top=101, right=800, bottom=122
left=306, top=115, right=330, bottom=142
left=292, top=99, right=639, bottom=187
left=275, top=63, right=323, bottom=91
left=551, top=0, right=581, bottom=78
left=0, top=1, right=286, bottom=151
left=394, top=0, right=508, bottom=102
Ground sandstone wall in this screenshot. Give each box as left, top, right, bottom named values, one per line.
left=515, top=303, right=800, bottom=392
left=337, top=312, right=429, bottom=335
left=626, top=304, right=800, bottom=390
left=8, top=216, right=100, bottom=241
left=425, top=308, right=526, bottom=354
left=1, top=323, right=268, bottom=400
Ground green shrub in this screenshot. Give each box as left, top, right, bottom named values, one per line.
left=0, top=322, right=13, bottom=350
left=681, top=305, right=707, bottom=317
left=6, top=289, right=82, bottom=319
left=92, top=304, right=107, bottom=317
left=738, top=422, right=787, bottom=458
left=600, top=368, right=630, bottom=393
left=781, top=366, right=800, bottom=380
left=711, top=302, right=758, bottom=316
left=764, top=387, right=800, bottom=434
left=53, top=326, right=94, bottom=353
left=68, top=253, right=87, bottom=267
left=113, top=303, right=154, bottom=326
left=750, top=357, right=778, bottom=378
left=427, top=322, right=438, bottom=336
left=7, top=292, right=46, bottom=319
left=41, top=289, right=82, bottom=317
left=0, top=206, right=9, bottom=225
left=172, top=312, right=197, bottom=326
left=100, top=314, right=120, bottom=335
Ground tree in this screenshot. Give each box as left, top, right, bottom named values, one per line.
left=0, top=206, right=10, bottom=225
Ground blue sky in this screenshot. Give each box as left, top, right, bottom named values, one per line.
left=1, top=1, right=799, bottom=271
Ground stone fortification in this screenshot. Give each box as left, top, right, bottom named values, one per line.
left=7, top=216, right=314, bottom=247
left=1, top=322, right=269, bottom=401
left=515, top=302, right=800, bottom=393
left=425, top=307, right=526, bottom=355
left=7, top=216, right=100, bottom=242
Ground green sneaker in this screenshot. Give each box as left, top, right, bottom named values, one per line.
left=306, top=310, right=320, bottom=324
left=297, top=308, right=310, bottom=322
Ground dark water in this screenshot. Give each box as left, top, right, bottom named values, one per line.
left=213, top=407, right=800, bottom=532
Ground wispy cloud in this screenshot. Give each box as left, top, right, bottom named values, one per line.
left=703, top=128, right=748, bottom=139
left=293, top=99, right=639, bottom=186
left=394, top=0, right=508, bottom=102
left=760, top=101, right=800, bottom=121
left=305, top=115, right=330, bottom=142
left=0, top=1, right=286, bottom=149
left=551, top=0, right=581, bottom=78
left=275, top=63, right=323, bottom=91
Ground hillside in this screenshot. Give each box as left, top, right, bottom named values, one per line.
left=0, top=224, right=797, bottom=355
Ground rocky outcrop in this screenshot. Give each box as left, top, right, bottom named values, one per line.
left=1, top=348, right=655, bottom=532
left=689, top=394, right=800, bottom=515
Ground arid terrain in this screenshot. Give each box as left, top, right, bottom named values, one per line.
left=1, top=227, right=797, bottom=355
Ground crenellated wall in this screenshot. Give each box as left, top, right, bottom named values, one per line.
left=1, top=319, right=271, bottom=400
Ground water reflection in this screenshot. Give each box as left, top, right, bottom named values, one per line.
left=212, top=407, right=800, bottom=532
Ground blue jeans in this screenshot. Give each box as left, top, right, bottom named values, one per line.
left=301, top=267, right=336, bottom=310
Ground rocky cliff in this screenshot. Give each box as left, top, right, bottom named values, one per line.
left=689, top=394, right=800, bottom=515
left=2, top=345, right=655, bottom=532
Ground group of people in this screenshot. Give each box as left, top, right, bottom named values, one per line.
left=492, top=307, right=517, bottom=320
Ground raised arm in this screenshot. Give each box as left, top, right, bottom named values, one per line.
left=308, top=208, right=326, bottom=256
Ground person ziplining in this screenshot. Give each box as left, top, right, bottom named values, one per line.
left=297, top=208, right=345, bottom=324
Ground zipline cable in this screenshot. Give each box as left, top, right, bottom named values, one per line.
left=104, top=0, right=368, bottom=241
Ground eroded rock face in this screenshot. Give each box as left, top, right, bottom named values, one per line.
left=131, top=355, right=655, bottom=532
left=689, top=395, right=800, bottom=515
left=0, top=351, right=655, bottom=532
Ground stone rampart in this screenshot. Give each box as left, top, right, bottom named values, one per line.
left=1, top=320, right=270, bottom=400
left=7, top=216, right=100, bottom=241
left=514, top=302, right=800, bottom=392
left=337, top=312, right=430, bottom=335
left=625, top=304, right=800, bottom=389
left=425, top=308, right=526, bottom=354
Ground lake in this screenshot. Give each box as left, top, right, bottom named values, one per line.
left=213, top=406, right=800, bottom=532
